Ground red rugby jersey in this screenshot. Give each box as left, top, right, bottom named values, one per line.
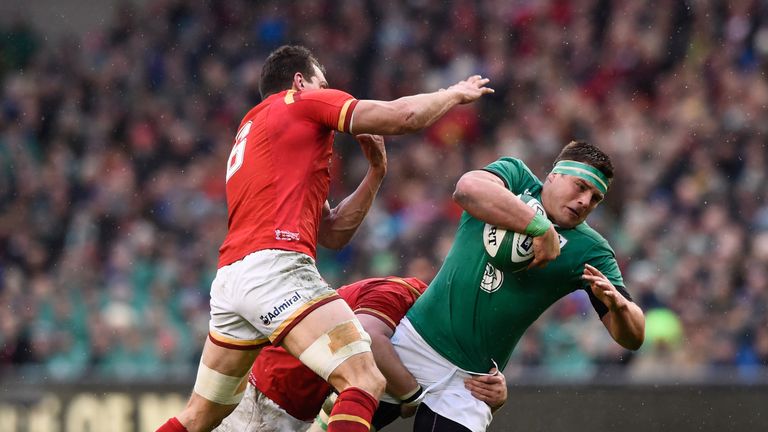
left=218, top=89, right=358, bottom=268
left=249, top=277, right=428, bottom=421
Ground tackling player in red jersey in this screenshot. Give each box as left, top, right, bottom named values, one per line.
left=158, top=45, right=493, bottom=432
left=212, top=277, right=507, bottom=432
left=218, top=86, right=361, bottom=267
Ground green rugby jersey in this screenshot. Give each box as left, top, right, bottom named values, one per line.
left=407, top=157, right=625, bottom=372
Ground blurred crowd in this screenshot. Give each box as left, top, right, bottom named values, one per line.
left=2, top=0, right=768, bottom=383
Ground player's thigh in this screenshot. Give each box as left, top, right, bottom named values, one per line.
left=219, top=250, right=341, bottom=346
left=199, top=336, right=258, bottom=378
left=280, top=298, right=358, bottom=354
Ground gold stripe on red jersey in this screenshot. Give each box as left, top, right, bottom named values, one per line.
left=355, top=307, right=397, bottom=330
left=386, top=277, right=424, bottom=299
left=337, top=99, right=358, bottom=132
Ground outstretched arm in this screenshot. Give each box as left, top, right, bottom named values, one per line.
left=318, top=134, right=387, bottom=250
left=350, top=75, right=494, bottom=135
left=583, top=264, right=645, bottom=350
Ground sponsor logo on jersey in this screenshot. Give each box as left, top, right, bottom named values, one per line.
left=480, top=263, right=504, bottom=293
left=486, top=225, right=499, bottom=246
left=275, top=229, right=300, bottom=241
left=260, top=291, right=303, bottom=325
left=516, top=235, right=534, bottom=257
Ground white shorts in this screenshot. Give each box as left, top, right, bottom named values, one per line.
left=391, top=318, right=494, bottom=432
left=208, top=250, right=340, bottom=349
left=213, top=383, right=311, bottom=432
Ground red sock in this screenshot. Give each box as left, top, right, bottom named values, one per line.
left=327, top=387, right=379, bottom=432
left=156, top=417, right=187, bottom=432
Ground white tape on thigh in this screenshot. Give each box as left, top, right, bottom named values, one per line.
left=193, top=361, right=248, bottom=405
left=299, top=319, right=372, bottom=380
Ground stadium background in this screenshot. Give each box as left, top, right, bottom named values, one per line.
left=1, top=0, right=767, bottom=430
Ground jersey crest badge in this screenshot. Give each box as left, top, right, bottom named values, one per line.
left=480, top=263, right=504, bottom=293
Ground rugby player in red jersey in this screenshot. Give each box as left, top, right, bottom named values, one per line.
left=158, top=45, right=493, bottom=432
left=212, top=277, right=507, bottom=432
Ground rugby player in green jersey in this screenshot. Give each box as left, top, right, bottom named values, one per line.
left=389, top=141, right=645, bottom=432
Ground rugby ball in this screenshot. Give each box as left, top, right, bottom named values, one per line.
left=482, top=194, right=546, bottom=272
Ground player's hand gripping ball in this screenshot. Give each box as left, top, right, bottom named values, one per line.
left=483, top=194, right=546, bottom=272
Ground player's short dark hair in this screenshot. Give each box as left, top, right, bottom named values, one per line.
left=554, top=140, right=614, bottom=183
left=259, top=45, right=325, bottom=98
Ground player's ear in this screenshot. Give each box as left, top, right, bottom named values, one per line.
left=293, top=72, right=304, bottom=90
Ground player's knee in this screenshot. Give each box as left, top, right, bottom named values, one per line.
left=363, top=358, right=386, bottom=393
left=362, top=363, right=386, bottom=396
left=179, top=395, right=237, bottom=432
left=329, top=353, right=386, bottom=397
left=299, top=319, right=373, bottom=380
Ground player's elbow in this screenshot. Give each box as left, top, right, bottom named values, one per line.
left=453, top=174, right=481, bottom=208
left=626, top=310, right=646, bottom=350
left=619, top=330, right=645, bottom=351
left=318, top=233, right=347, bottom=250
left=318, top=224, right=348, bottom=250
left=624, top=336, right=644, bottom=351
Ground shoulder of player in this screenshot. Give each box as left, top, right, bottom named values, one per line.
left=338, top=277, right=416, bottom=301
left=490, top=156, right=525, bottom=168
left=565, top=223, right=615, bottom=253
left=349, top=279, right=416, bottom=322
left=496, top=157, right=537, bottom=175
left=485, top=157, right=542, bottom=192
left=370, top=278, right=421, bottom=301
left=292, top=88, right=356, bottom=104
left=385, top=277, right=427, bottom=299
left=241, top=96, right=273, bottom=120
